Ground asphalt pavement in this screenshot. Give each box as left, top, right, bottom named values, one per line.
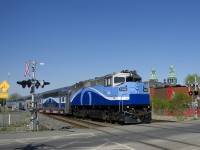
left=1, top=120, right=200, bottom=150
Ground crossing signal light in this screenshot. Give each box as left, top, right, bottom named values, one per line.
left=188, top=91, right=199, bottom=96
left=188, top=91, right=193, bottom=96
left=17, top=79, right=50, bottom=89
left=17, top=80, right=32, bottom=88
left=35, top=80, right=50, bottom=89
left=40, top=80, right=50, bottom=88
left=35, top=80, right=40, bottom=89
left=30, top=86, right=35, bottom=94
left=27, top=79, right=32, bottom=88
left=193, top=91, right=199, bottom=95
left=17, top=80, right=26, bottom=88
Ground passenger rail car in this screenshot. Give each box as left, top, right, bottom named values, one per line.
left=38, top=87, right=69, bottom=114
left=39, top=70, right=151, bottom=124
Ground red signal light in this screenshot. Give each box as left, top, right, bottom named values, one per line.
left=188, top=91, right=193, bottom=96
left=194, top=91, right=199, bottom=95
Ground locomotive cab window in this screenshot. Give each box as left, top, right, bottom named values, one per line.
left=126, top=76, right=141, bottom=82
left=114, top=77, right=125, bottom=84
left=126, top=76, right=134, bottom=82
left=104, top=77, right=112, bottom=87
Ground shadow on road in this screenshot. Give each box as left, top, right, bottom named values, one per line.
left=15, top=144, right=54, bottom=150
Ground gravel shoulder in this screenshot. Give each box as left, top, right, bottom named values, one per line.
left=0, top=111, right=71, bottom=132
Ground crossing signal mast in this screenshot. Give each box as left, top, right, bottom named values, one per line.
left=17, top=61, right=50, bottom=131
left=188, top=90, right=199, bottom=96
left=187, top=76, right=199, bottom=119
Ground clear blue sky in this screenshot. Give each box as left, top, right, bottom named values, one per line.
left=0, top=0, right=200, bottom=96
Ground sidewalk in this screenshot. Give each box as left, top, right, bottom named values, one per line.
left=152, top=114, right=196, bottom=121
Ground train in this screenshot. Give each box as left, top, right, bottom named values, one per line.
left=38, top=70, right=151, bottom=124
left=6, top=97, right=31, bottom=111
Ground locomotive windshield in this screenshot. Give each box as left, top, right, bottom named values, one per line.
left=114, top=77, right=125, bottom=83
left=126, top=70, right=142, bottom=82
left=126, top=76, right=141, bottom=82
left=113, top=73, right=142, bottom=85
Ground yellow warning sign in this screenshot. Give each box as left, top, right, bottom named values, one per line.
left=0, top=80, right=10, bottom=92
left=0, top=93, right=8, bottom=99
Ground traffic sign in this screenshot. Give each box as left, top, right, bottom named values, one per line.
left=0, top=93, right=8, bottom=98
left=0, top=80, right=10, bottom=92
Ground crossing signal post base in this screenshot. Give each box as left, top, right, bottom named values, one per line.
left=194, top=108, right=198, bottom=119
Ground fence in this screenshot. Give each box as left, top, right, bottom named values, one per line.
left=153, top=108, right=200, bottom=121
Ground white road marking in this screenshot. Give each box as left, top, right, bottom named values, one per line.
left=112, top=142, right=136, bottom=150
left=57, top=141, right=78, bottom=149
left=94, top=141, right=110, bottom=150
left=94, top=139, right=135, bottom=150
left=15, top=139, right=29, bottom=144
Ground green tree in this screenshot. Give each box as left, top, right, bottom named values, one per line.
left=8, top=93, right=22, bottom=101
left=151, top=97, right=168, bottom=115
left=168, top=92, right=192, bottom=120
left=152, top=98, right=168, bottom=109
left=184, top=74, right=200, bottom=85
left=0, top=98, right=5, bottom=106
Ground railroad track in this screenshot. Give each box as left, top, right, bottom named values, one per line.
left=43, top=114, right=114, bottom=129
left=43, top=113, right=174, bottom=129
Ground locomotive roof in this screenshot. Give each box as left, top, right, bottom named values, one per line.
left=78, top=70, right=142, bottom=83
left=42, top=86, right=71, bottom=95
left=23, top=70, right=141, bottom=99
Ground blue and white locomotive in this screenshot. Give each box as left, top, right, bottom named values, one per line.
left=39, top=70, right=151, bottom=123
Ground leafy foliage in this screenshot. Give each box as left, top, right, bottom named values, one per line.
left=152, top=97, right=168, bottom=109
left=8, top=93, right=22, bottom=101
left=152, top=93, right=192, bottom=120
left=184, top=74, right=200, bottom=85
left=168, top=93, right=192, bottom=110
left=167, top=93, right=192, bottom=120
left=151, top=97, right=168, bottom=115
left=0, top=98, right=5, bottom=106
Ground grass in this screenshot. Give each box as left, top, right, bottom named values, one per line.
left=0, top=127, right=7, bottom=131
